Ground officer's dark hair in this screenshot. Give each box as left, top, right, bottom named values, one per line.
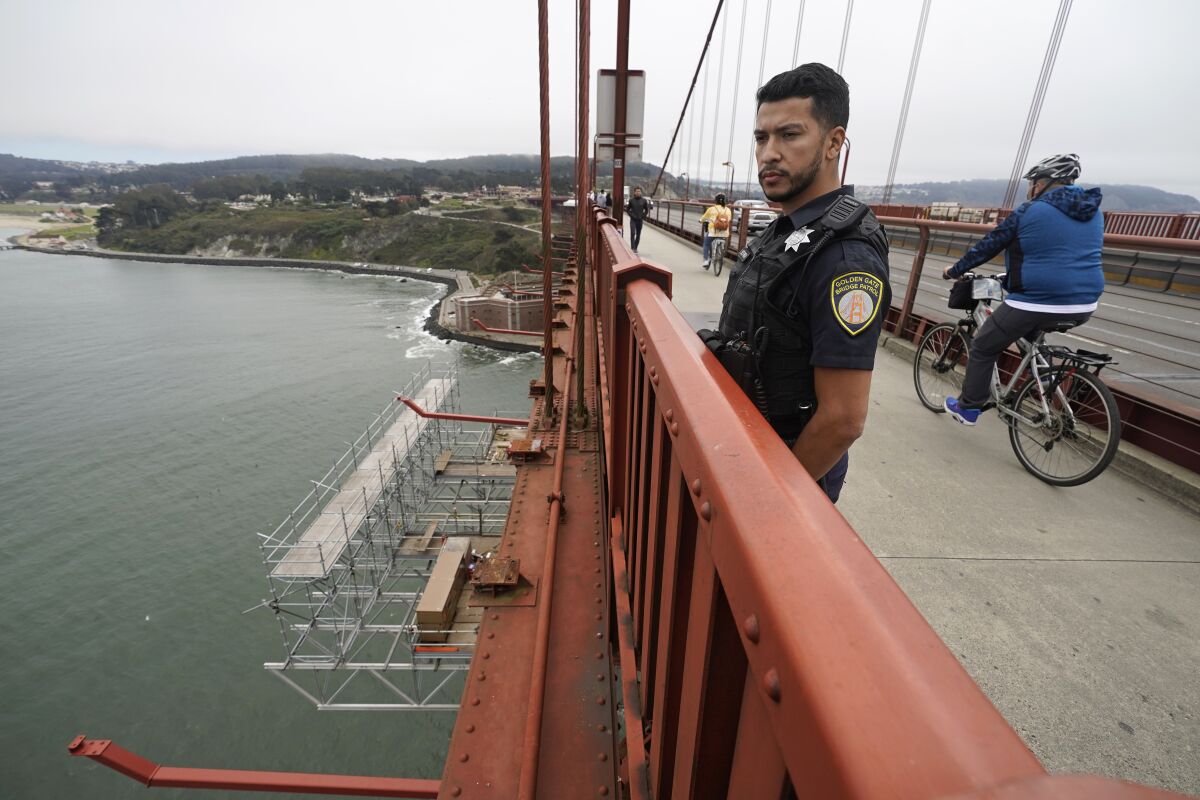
left=756, top=63, right=849, bottom=133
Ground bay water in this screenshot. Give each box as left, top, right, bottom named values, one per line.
left=0, top=236, right=540, bottom=798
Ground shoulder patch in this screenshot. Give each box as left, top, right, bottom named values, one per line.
left=830, top=271, right=884, bottom=335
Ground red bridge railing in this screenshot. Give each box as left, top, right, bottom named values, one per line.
left=588, top=207, right=1181, bottom=799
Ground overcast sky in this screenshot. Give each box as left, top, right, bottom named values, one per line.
left=2, top=0, right=1197, bottom=198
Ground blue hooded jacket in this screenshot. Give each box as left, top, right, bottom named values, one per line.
left=948, top=185, right=1105, bottom=311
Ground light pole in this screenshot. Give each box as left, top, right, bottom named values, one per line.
left=679, top=172, right=689, bottom=200
left=721, top=161, right=735, bottom=199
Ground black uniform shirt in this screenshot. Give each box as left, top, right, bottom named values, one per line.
left=769, top=185, right=891, bottom=371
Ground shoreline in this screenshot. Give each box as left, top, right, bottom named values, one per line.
left=7, top=237, right=543, bottom=355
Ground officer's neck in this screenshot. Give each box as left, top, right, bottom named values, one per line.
left=779, top=170, right=842, bottom=216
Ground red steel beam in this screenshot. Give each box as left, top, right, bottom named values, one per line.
left=67, top=737, right=439, bottom=798
left=395, top=397, right=529, bottom=427
left=517, top=260, right=582, bottom=798
left=471, top=318, right=544, bottom=337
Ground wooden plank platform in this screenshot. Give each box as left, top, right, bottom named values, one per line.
left=271, top=378, right=453, bottom=579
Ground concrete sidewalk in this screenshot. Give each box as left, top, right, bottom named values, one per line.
left=635, top=222, right=1200, bottom=795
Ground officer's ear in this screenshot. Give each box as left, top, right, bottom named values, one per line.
left=824, top=126, right=846, bottom=163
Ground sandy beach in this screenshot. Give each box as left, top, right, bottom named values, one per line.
left=0, top=214, right=54, bottom=237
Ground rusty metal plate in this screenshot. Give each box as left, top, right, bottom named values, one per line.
left=468, top=574, right=539, bottom=608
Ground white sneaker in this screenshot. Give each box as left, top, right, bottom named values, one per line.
left=702, top=259, right=710, bottom=269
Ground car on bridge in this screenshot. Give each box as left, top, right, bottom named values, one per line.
left=733, top=198, right=777, bottom=233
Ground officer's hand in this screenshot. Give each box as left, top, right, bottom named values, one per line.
left=942, top=267, right=955, bottom=280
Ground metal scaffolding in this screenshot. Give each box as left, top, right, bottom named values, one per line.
left=255, top=364, right=519, bottom=710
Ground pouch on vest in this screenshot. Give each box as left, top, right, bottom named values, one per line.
left=697, top=329, right=770, bottom=418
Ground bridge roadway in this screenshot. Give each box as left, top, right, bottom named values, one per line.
left=885, top=244, right=1200, bottom=408
left=631, top=222, right=1200, bottom=795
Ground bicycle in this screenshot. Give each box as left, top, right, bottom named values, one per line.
left=913, top=273, right=1122, bottom=486
left=711, top=236, right=727, bottom=277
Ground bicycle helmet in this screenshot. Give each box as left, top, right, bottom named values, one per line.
left=715, top=193, right=727, bottom=205
left=1023, top=153, right=1081, bottom=183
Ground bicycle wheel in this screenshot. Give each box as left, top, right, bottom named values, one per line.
left=913, top=323, right=971, bottom=412
left=1007, top=367, right=1121, bottom=486
left=712, top=239, right=726, bottom=276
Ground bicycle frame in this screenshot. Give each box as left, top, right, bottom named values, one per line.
left=957, top=298, right=1070, bottom=430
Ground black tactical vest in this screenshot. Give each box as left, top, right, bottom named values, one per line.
left=717, top=211, right=888, bottom=429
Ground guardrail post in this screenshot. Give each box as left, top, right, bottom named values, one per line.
left=894, top=226, right=930, bottom=340
left=737, top=207, right=749, bottom=253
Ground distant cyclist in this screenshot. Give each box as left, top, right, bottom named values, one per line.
left=942, top=153, right=1105, bottom=425
left=700, top=193, right=732, bottom=269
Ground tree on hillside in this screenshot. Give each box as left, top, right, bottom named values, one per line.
left=97, top=184, right=191, bottom=238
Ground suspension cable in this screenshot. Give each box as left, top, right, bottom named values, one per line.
left=650, top=0, right=726, bottom=195
left=837, top=0, right=854, bottom=73
left=696, top=40, right=711, bottom=194
left=791, top=0, right=806, bottom=65
left=881, top=0, right=931, bottom=204
left=707, top=4, right=730, bottom=190
left=745, top=0, right=773, bottom=195
left=1002, top=0, right=1074, bottom=208
left=536, top=0, right=554, bottom=416
left=724, top=0, right=750, bottom=192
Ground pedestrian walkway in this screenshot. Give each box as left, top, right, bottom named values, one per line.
left=634, top=221, right=1200, bottom=795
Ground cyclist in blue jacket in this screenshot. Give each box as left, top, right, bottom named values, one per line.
left=941, top=153, right=1105, bottom=425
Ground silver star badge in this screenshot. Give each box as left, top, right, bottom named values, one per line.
left=784, top=226, right=814, bottom=251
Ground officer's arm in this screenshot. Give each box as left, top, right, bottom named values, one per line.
left=791, top=367, right=871, bottom=481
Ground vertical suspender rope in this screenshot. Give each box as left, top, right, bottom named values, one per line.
left=1002, top=0, right=1074, bottom=208
left=697, top=45, right=710, bottom=195
left=791, top=0, right=806, bottom=66
left=578, top=0, right=590, bottom=233
left=707, top=5, right=729, bottom=189
left=537, top=0, right=554, bottom=421
left=881, top=0, right=931, bottom=205
left=724, top=0, right=750, bottom=172
left=685, top=103, right=695, bottom=197
left=574, top=0, right=590, bottom=425
left=837, top=0, right=854, bottom=73
left=650, top=0, right=725, bottom=195
left=745, top=0, right=773, bottom=195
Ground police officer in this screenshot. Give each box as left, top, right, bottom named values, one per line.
left=716, top=63, right=890, bottom=503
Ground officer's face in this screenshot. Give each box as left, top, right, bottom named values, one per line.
left=754, top=97, right=844, bottom=207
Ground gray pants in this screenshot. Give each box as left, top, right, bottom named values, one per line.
left=960, top=303, right=1092, bottom=408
